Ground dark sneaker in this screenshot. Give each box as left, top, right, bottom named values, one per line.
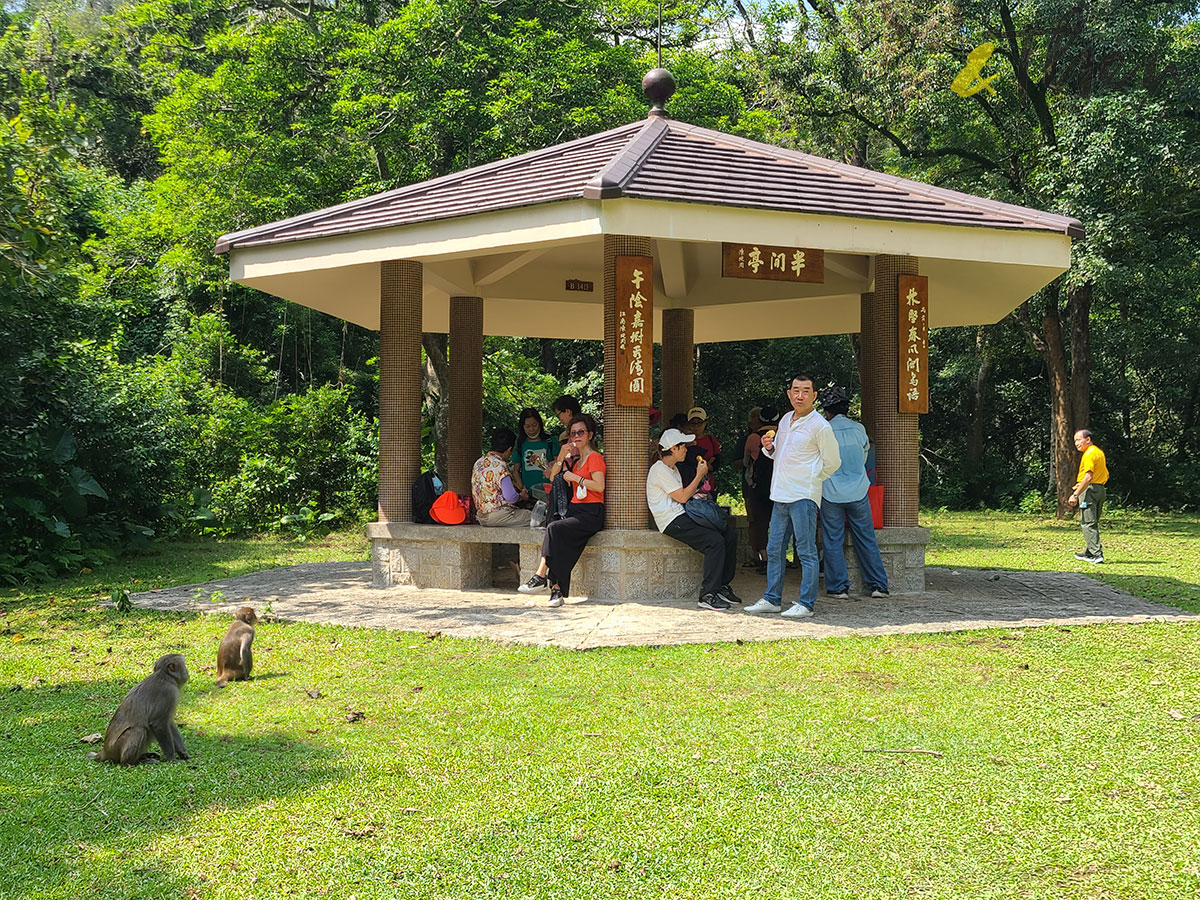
left=870, top=588, right=890, bottom=599
left=698, top=593, right=732, bottom=611
left=547, top=587, right=564, bottom=608
left=518, top=574, right=548, bottom=594
left=755, top=561, right=768, bottom=575
left=826, top=590, right=849, bottom=600
left=1073, top=551, right=1104, bottom=564
left=717, top=584, right=743, bottom=605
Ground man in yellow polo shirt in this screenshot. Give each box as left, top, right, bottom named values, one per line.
left=1067, top=429, right=1108, bottom=563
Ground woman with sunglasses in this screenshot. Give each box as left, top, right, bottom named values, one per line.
left=517, top=413, right=605, bottom=607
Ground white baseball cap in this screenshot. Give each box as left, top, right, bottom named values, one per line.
left=658, top=428, right=696, bottom=450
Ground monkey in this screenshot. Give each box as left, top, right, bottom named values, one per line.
left=88, top=653, right=190, bottom=765
left=215, top=606, right=258, bottom=687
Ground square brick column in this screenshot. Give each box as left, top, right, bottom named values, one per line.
left=861, top=256, right=920, bottom=527
left=378, top=260, right=423, bottom=522
left=603, top=235, right=652, bottom=530
left=447, top=296, right=483, bottom=496
left=660, top=308, right=694, bottom=422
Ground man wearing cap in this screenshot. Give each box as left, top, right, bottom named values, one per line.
left=472, top=428, right=531, bottom=527
left=745, top=374, right=841, bottom=619
left=647, top=428, right=741, bottom=611
left=817, top=386, right=889, bottom=600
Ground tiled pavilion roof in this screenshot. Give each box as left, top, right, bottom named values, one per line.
left=214, top=117, right=1083, bottom=254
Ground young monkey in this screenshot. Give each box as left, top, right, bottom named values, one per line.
left=215, top=606, right=258, bottom=687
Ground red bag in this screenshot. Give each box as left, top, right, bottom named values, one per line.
left=430, top=490, right=468, bottom=525
left=867, top=484, right=885, bottom=529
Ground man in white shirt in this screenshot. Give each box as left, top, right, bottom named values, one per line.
left=646, top=428, right=741, bottom=611
left=745, top=374, right=841, bottom=618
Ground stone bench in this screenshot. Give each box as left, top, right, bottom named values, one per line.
left=368, top=522, right=706, bottom=601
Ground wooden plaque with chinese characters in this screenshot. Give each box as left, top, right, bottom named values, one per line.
left=721, top=243, right=825, bottom=283
left=898, top=274, right=929, bottom=414
left=614, top=255, right=654, bottom=406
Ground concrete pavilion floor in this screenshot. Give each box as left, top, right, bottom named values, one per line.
left=130, top=562, right=1198, bottom=651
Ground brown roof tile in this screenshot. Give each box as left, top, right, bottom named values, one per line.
left=215, top=118, right=1082, bottom=254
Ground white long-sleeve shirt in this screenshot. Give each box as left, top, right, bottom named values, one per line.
left=763, top=408, right=841, bottom=503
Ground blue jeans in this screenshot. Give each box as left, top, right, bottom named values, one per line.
left=766, top=499, right=819, bottom=608
left=820, top=495, right=889, bottom=594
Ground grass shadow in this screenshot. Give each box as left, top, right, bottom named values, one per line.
left=0, top=677, right=345, bottom=900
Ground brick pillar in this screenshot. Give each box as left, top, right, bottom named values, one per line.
left=862, top=257, right=919, bottom=527
left=378, top=260, right=423, bottom=522
left=660, top=308, right=694, bottom=422
left=447, top=296, right=483, bottom=496
left=858, top=292, right=876, bottom=441
left=604, top=235, right=652, bottom=530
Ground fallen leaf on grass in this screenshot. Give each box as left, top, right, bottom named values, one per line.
left=607, top=861, right=622, bottom=871
left=80, top=733, right=103, bottom=744
left=411, top=685, right=424, bottom=693
left=344, top=709, right=364, bottom=723
left=987, top=756, right=1008, bottom=766
left=305, top=690, right=323, bottom=699
left=1167, top=710, right=1186, bottom=720
left=1053, top=796, right=1073, bottom=802
left=864, top=748, right=944, bottom=758
left=305, top=729, right=320, bottom=735
left=343, top=825, right=376, bottom=839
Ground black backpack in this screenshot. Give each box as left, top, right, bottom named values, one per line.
left=412, top=471, right=441, bottom=524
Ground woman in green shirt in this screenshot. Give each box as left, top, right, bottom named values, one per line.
left=513, top=407, right=559, bottom=501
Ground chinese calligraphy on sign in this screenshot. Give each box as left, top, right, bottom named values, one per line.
left=615, top=255, right=654, bottom=406
left=898, top=274, right=929, bottom=414
left=721, top=243, right=825, bottom=283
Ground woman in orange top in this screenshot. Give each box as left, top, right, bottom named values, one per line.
left=517, top=414, right=605, bottom=607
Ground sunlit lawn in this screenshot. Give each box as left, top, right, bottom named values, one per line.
left=923, top=508, right=1200, bottom=613
left=1, top=513, right=1198, bottom=899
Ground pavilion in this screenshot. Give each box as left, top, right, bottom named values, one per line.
left=215, top=70, right=1081, bottom=600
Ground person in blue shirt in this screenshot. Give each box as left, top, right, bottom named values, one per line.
left=817, top=386, right=889, bottom=599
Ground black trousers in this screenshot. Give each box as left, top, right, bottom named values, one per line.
left=542, top=501, right=605, bottom=596
left=664, top=512, right=738, bottom=597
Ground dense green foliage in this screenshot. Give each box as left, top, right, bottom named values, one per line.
left=2, top=0, right=1198, bottom=582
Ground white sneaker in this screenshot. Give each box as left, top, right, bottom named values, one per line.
left=744, top=598, right=782, bottom=614
left=781, top=602, right=814, bottom=619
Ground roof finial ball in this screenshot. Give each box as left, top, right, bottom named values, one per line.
left=643, top=68, right=676, bottom=119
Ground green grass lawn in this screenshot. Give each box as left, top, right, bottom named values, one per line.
left=2, top=513, right=1198, bottom=899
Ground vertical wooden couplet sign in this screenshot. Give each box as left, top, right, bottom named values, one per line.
left=898, top=274, right=929, bottom=414
left=615, top=255, right=654, bottom=406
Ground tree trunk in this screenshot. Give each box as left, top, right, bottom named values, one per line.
left=1179, top=368, right=1200, bottom=461
left=1041, top=309, right=1076, bottom=516
left=965, top=325, right=995, bottom=502
left=421, top=334, right=450, bottom=479
left=540, top=338, right=556, bottom=378
left=1067, top=283, right=1091, bottom=430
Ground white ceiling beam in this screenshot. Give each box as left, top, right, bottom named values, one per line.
left=656, top=239, right=690, bottom=298
left=423, top=259, right=477, bottom=296
left=823, top=253, right=870, bottom=284
left=472, top=248, right=548, bottom=286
